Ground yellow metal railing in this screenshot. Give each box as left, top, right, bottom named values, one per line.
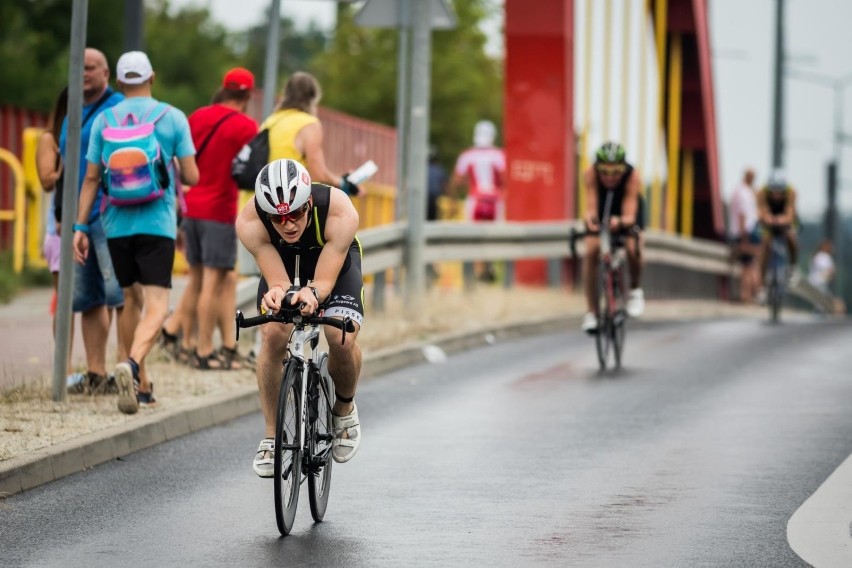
left=22, top=128, right=47, bottom=269
left=0, top=147, right=26, bottom=273
left=665, top=32, right=683, bottom=233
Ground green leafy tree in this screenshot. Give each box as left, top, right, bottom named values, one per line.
left=312, top=0, right=503, bottom=167
left=143, top=0, right=244, bottom=113
left=0, top=0, right=123, bottom=111
left=235, top=11, right=328, bottom=92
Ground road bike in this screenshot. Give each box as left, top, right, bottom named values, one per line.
left=570, top=190, right=638, bottom=371
left=763, top=224, right=790, bottom=324
left=236, top=279, right=355, bottom=536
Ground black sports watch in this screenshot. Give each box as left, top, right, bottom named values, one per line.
left=308, top=286, right=320, bottom=301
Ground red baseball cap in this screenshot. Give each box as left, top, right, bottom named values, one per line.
left=222, top=67, right=255, bottom=91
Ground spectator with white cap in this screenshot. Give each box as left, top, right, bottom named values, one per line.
left=73, top=51, right=199, bottom=414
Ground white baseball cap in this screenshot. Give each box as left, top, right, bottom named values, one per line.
left=116, top=51, right=153, bottom=85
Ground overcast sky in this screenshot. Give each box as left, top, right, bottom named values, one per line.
left=174, top=0, right=852, bottom=219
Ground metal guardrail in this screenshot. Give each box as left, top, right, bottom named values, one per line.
left=360, top=220, right=733, bottom=276
left=236, top=220, right=836, bottom=315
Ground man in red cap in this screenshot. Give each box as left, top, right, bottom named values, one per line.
left=161, top=68, right=258, bottom=369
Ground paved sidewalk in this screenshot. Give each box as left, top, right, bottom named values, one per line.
left=0, top=276, right=228, bottom=391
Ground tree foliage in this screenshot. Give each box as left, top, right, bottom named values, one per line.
left=1, top=0, right=504, bottom=169
left=312, top=0, right=503, bottom=166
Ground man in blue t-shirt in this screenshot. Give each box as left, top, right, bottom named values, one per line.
left=73, top=51, right=199, bottom=415
left=59, top=47, right=125, bottom=394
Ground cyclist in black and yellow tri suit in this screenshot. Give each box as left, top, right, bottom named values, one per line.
left=237, top=159, right=363, bottom=478
left=757, top=168, right=799, bottom=286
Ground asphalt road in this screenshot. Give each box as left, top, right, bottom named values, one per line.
left=2, top=316, right=852, bottom=567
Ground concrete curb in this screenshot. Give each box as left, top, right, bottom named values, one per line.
left=0, top=313, right=575, bottom=498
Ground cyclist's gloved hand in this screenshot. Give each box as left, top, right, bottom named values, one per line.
left=339, top=174, right=362, bottom=197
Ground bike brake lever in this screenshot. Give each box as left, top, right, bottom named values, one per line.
left=341, top=316, right=350, bottom=345
left=235, top=310, right=243, bottom=342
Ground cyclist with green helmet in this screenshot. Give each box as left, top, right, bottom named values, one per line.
left=581, top=141, right=645, bottom=333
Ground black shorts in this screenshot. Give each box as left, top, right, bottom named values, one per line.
left=182, top=217, right=237, bottom=269
left=107, top=235, right=175, bottom=289
left=256, top=247, right=365, bottom=326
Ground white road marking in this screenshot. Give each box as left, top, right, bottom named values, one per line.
left=788, top=451, right=852, bottom=567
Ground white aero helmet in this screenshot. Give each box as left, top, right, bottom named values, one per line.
left=255, top=159, right=312, bottom=215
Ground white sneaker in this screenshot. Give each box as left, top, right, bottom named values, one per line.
left=332, top=403, right=361, bottom=463
left=788, top=267, right=802, bottom=287
left=581, top=312, right=598, bottom=333
left=253, top=438, right=275, bottom=478
left=627, top=288, right=645, bottom=318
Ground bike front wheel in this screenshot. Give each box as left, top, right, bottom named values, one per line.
left=768, top=269, right=783, bottom=323
left=611, top=266, right=627, bottom=370
left=274, top=360, right=303, bottom=536
left=308, top=353, right=334, bottom=522
left=595, top=265, right=612, bottom=371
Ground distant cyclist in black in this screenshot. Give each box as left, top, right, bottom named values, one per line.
left=757, top=168, right=799, bottom=288
left=581, top=142, right=645, bottom=333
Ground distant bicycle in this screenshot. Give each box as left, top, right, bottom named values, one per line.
left=236, top=289, right=355, bottom=536
left=571, top=190, right=639, bottom=371
left=763, top=224, right=790, bottom=324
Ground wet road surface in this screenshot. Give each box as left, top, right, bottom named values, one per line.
left=2, top=316, right=852, bottom=567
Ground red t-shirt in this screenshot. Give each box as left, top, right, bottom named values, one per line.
left=185, top=104, right=258, bottom=223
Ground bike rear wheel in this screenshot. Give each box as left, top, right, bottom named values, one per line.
left=308, top=354, right=334, bottom=522
left=274, top=360, right=303, bottom=536
left=595, top=266, right=611, bottom=371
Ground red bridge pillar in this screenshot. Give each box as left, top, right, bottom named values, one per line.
left=504, top=0, right=575, bottom=284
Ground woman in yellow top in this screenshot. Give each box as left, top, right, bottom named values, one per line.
left=262, top=71, right=363, bottom=196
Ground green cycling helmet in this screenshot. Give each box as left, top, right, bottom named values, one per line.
left=595, top=141, right=626, bottom=164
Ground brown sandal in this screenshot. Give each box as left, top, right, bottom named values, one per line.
left=193, top=350, right=226, bottom=370
left=218, top=346, right=245, bottom=371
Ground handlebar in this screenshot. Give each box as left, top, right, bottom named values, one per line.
left=569, top=225, right=640, bottom=257
left=235, top=309, right=356, bottom=344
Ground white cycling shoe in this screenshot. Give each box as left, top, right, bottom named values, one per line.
left=332, top=403, right=361, bottom=463
left=581, top=312, right=598, bottom=333
left=253, top=437, right=275, bottom=478
left=627, top=288, right=645, bottom=318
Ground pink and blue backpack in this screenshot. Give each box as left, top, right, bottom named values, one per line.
left=101, top=102, right=172, bottom=207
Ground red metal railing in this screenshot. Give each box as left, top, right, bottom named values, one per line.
left=0, top=106, right=47, bottom=250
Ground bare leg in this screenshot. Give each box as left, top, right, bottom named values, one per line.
left=113, top=306, right=127, bottom=362
left=80, top=304, right=109, bottom=376
left=127, top=285, right=170, bottom=392
left=117, top=285, right=145, bottom=384
left=325, top=324, right=362, bottom=417
left=583, top=237, right=600, bottom=312
left=196, top=266, right=229, bottom=357
left=787, top=232, right=799, bottom=266
left=758, top=238, right=771, bottom=282
left=217, top=271, right=239, bottom=351
left=626, top=235, right=643, bottom=289
left=165, top=264, right=202, bottom=352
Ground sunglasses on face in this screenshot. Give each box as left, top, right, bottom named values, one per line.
left=267, top=203, right=310, bottom=224
left=596, top=164, right=627, bottom=177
